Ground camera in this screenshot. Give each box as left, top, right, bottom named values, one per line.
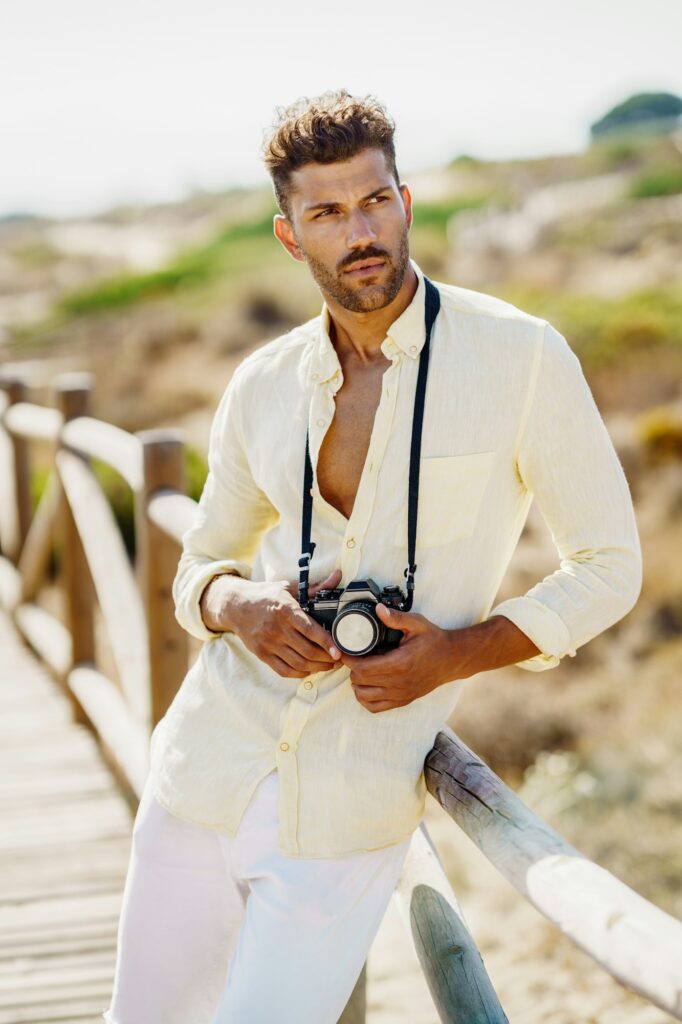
left=307, top=578, right=406, bottom=656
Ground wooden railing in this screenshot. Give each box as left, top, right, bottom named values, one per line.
left=1, top=371, right=680, bottom=1023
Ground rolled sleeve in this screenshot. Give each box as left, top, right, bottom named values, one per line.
left=488, top=321, right=642, bottom=672
left=172, top=366, right=279, bottom=642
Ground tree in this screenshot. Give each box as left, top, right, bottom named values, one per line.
left=590, top=92, right=682, bottom=140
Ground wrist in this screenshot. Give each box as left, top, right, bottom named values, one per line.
left=448, top=614, right=541, bottom=678
left=199, top=573, right=250, bottom=634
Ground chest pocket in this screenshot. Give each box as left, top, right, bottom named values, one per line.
left=393, top=450, right=496, bottom=549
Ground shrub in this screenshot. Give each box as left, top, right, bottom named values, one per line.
left=629, top=166, right=682, bottom=199
left=634, top=404, right=682, bottom=460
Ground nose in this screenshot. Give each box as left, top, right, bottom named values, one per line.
left=346, top=207, right=378, bottom=248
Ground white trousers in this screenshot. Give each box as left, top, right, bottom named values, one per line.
left=103, top=768, right=413, bottom=1024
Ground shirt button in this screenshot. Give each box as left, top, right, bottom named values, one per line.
left=279, top=742, right=290, bottom=751
left=410, top=344, right=418, bottom=353
left=346, top=538, right=355, bottom=549
left=316, top=418, right=325, bottom=427
left=304, top=681, right=313, bottom=690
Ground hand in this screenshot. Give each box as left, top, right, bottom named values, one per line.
left=205, top=569, right=344, bottom=679
left=340, top=603, right=472, bottom=713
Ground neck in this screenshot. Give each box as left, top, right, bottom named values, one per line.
left=326, top=263, right=418, bottom=365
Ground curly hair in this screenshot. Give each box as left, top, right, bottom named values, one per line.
left=261, top=89, right=399, bottom=220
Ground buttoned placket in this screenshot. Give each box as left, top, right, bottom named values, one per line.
left=275, top=337, right=405, bottom=854
left=275, top=362, right=343, bottom=853
left=276, top=661, right=322, bottom=854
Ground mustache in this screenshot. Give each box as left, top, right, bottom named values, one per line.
left=338, top=247, right=390, bottom=273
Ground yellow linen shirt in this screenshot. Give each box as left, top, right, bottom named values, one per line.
left=149, top=258, right=642, bottom=858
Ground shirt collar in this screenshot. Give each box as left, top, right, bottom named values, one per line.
left=308, top=258, right=427, bottom=386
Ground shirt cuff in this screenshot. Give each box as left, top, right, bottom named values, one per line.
left=175, top=560, right=252, bottom=642
left=486, top=596, right=577, bottom=672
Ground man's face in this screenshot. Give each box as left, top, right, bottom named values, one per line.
left=274, top=148, right=412, bottom=313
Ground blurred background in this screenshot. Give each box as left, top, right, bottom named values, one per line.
left=2, top=1, right=682, bottom=1020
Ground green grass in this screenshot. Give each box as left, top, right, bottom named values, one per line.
left=628, top=165, right=682, bottom=198
left=411, top=194, right=492, bottom=235
left=497, top=284, right=682, bottom=368
left=57, top=209, right=278, bottom=316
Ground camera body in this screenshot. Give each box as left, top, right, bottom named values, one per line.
left=307, top=578, right=406, bottom=657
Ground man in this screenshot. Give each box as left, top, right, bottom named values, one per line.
left=104, top=90, right=642, bottom=1023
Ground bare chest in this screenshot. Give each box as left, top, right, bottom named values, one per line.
left=316, top=361, right=389, bottom=521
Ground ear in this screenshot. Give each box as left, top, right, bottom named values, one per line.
left=399, top=183, right=413, bottom=231
left=273, top=214, right=305, bottom=263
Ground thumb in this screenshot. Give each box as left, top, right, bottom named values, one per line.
left=309, top=568, right=342, bottom=597
left=283, top=569, right=342, bottom=600
left=376, top=602, right=422, bottom=632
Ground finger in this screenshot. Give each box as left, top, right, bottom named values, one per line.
left=268, top=653, right=303, bottom=678
left=286, top=631, right=337, bottom=664
left=272, top=593, right=340, bottom=660
left=351, top=683, right=389, bottom=701
left=276, top=644, right=330, bottom=675
left=375, top=603, right=423, bottom=631
left=292, top=609, right=341, bottom=659
left=340, top=646, right=406, bottom=676
left=309, top=568, right=343, bottom=597
left=269, top=653, right=330, bottom=678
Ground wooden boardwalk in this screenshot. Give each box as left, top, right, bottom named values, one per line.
left=2, top=375, right=680, bottom=1024
left=0, top=610, right=132, bottom=1024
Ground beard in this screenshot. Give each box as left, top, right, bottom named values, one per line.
left=294, top=226, right=411, bottom=313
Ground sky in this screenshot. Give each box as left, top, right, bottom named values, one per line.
left=2, top=0, right=681, bottom=220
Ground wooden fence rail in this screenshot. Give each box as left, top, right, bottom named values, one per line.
left=1, top=371, right=680, bottom=1023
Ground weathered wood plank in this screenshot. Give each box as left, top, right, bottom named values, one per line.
left=0, top=913, right=119, bottom=949
left=425, top=725, right=682, bottom=1021
left=146, top=490, right=198, bottom=545
left=54, top=377, right=95, bottom=727
left=14, top=598, right=72, bottom=679
left=67, top=666, right=150, bottom=797
left=0, top=949, right=115, bottom=976
left=3, top=402, right=63, bottom=443
left=17, top=468, right=61, bottom=604
left=0, top=611, right=131, bottom=1022
left=136, top=434, right=188, bottom=725
left=0, top=991, right=111, bottom=1024
left=56, top=450, right=150, bottom=722
left=60, top=416, right=143, bottom=492
left=0, top=380, right=31, bottom=561
left=0, top=556, right=22, bottom=611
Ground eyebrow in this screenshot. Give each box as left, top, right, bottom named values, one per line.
left=303, top=186, right=391, bottom=215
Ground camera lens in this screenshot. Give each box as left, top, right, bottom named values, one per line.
left=332, top=602, right=381, bottom=656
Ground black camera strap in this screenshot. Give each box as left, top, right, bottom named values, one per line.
left=298, top=275, right=441, bottom=612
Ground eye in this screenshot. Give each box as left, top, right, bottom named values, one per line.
left=315, top=208, right=337, bottom=219
left=368, top=195, right=389, bottom=205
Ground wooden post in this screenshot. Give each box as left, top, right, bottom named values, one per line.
left=0, top=378, right=31, bottom=563
left=136, top=430, right=188, bottom=727
left=424, top=725, right=682, bottom=1020
left=395, top=824, right=508, bottom=1023
left=53, top=374, right=95, bottom=719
